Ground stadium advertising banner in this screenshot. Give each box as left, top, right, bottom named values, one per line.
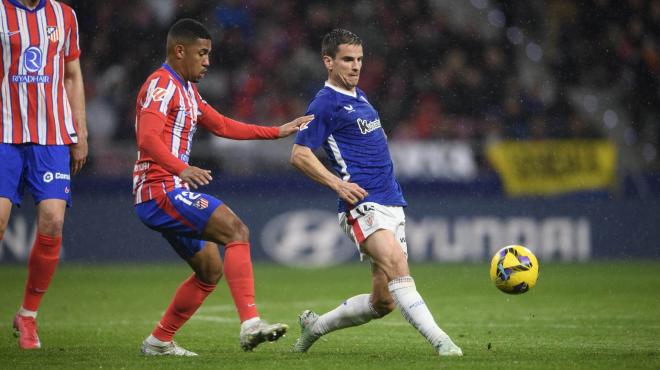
left=1, top=187, right=658, bottom=265
left=486, top=140, right=617, bottom=196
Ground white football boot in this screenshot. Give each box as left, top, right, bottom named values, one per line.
left=239, top=319, right=288, bottom=351
left=435, top=339, right=463, bottom=356
left=292, top=310, right=321, bottom=353
left=141, top=339, right=198, bottom=356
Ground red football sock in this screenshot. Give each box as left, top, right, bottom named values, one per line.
left=152, top=274, right=216, bottom=342
left=22, top=233, right=62, bottom=312
left=224, top=242, right=259, bottom=322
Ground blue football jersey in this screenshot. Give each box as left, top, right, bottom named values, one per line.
left=295, top=83, right=407, bottom=212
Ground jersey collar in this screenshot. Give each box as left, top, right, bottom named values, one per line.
left=8, top=0, right=46, bottom=12
left=162, top=63, right=187, bottom=86
left=324, top=81, right=357, bottom=98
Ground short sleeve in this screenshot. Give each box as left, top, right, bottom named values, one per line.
left=294, top=97, right=335, bottom=150
left=64, top=7, right=81, bottom=62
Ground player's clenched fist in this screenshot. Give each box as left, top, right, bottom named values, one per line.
left=278, top=115, right=315, bottom=137
left=179, top=166, right=213, bottom=189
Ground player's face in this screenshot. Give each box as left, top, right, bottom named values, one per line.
left=326, top=44, right=363, bottom=90
left=182, top=38, right=211, bottom=83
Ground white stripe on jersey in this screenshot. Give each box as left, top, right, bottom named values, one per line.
left=158, top=81, right=175, bottom=115
left=52, top=1, right=76, bottom=142
left=17, top=9, right=30, bottom=141
left=36, top=9, right=48, bottom=144
left=171, top=87, right=185, bottom=156
left=51, top=1, right=65, bottom=144
left=70, top=9, right=79, bottom=54
left=328, top=134, right=351, bottom=181
left=142, top=77, right=160, bottom=108
left=183, top=83, right=197, bottom=155
left=0, top=3, right=12, bottom=142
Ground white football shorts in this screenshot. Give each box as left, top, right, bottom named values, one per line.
left=338, top=202, right=408, bottom=261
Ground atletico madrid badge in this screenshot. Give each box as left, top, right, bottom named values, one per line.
left=47, top=26, right=59, bottom=43
left=194, top=198, right=209, bottom=210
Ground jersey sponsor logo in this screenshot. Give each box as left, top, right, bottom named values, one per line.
left=11, top=75, right=50, bottom=83
left=47, top=26, right=59, bottom=43
left=356, top=118, right=382, bottom=134
left=151, top=87, right=169, bottom=102
left=23, top=47, right=43, bottom=73
left=343, top=105, right=355, bottom=112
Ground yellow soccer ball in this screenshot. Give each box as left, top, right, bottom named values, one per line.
left=490, top=245, right=539, bottom=294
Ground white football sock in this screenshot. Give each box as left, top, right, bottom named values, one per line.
left=146, top=334, right=169, bottom=346
left=312, top=294, right=380, bottom=336
left=388, top=276, right=452, bottom=347
left=18, top=307, right=37, bottom=318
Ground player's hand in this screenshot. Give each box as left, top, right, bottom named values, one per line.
left=335, top=180, right=368, bottom=205
left=69, top=137, right=88, bottom=175
left=179, top=166, right=213, bottom=189
left=278, top=115, right=315, bottom=138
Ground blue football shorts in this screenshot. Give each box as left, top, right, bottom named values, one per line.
left=135, top=188, right=223, bottom=258
left=0, top=143, right=72, bottom=207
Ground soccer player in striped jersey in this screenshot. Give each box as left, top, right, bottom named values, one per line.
left=0, top=0, right=87, bottom=350
left=133, top=18, right=313, bottom=356
left=290, top=29, right=463, bottom=357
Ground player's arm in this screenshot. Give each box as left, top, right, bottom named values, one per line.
left=64, top=59, right=87, bottom=175
left=290, top=144, right=367, bottom=205
left=137, top=111, right=212, bottom=189
left=198, top=104, right=313, bottom=139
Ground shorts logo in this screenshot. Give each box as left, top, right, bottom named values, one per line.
left=365, top=214, right=374, bottom=227
left=193, top=198, right=209, bottom=210
left=43, top=172, right=70, bottom=183
left=23, top=46, right=43, bottom=73
left=43, top=171, right=53, bottom=183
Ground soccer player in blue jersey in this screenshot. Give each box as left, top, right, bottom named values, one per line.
left=290, top=29, right=463, bottom=357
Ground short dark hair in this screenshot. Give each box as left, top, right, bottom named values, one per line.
left=321, top=28, right=362, bottom=58
left=167, top=18, right=211, bottom=46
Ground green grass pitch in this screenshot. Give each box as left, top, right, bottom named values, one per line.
left=1, top=262, right=659, bottom=369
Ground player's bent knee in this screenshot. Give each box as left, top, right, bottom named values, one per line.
left=228, top=219, right=249, bottom=242
left=372, top=297, right=396, bottom=316
left=198, top=265, right=223, bottom=284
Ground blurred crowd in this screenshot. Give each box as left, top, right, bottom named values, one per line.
left=66, top=0, right=659, bottom=173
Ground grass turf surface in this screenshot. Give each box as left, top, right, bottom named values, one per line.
left=0, top=262, right=659, bottom=369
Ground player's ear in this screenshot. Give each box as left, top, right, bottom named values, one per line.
left=174, top=44, right=186, bottom=59
left=323, top=55, right=333, bottom=72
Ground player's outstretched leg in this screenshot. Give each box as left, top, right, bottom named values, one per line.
left=141, top=273, right=215, bottom=356
left=292, top=294, right=380, bottom=352
left=388, top=276, right=463, bottom=356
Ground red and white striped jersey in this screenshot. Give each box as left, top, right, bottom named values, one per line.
left=0, top=0, right=80, bottom=145
left=132, top=65, right=204, bottom=204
